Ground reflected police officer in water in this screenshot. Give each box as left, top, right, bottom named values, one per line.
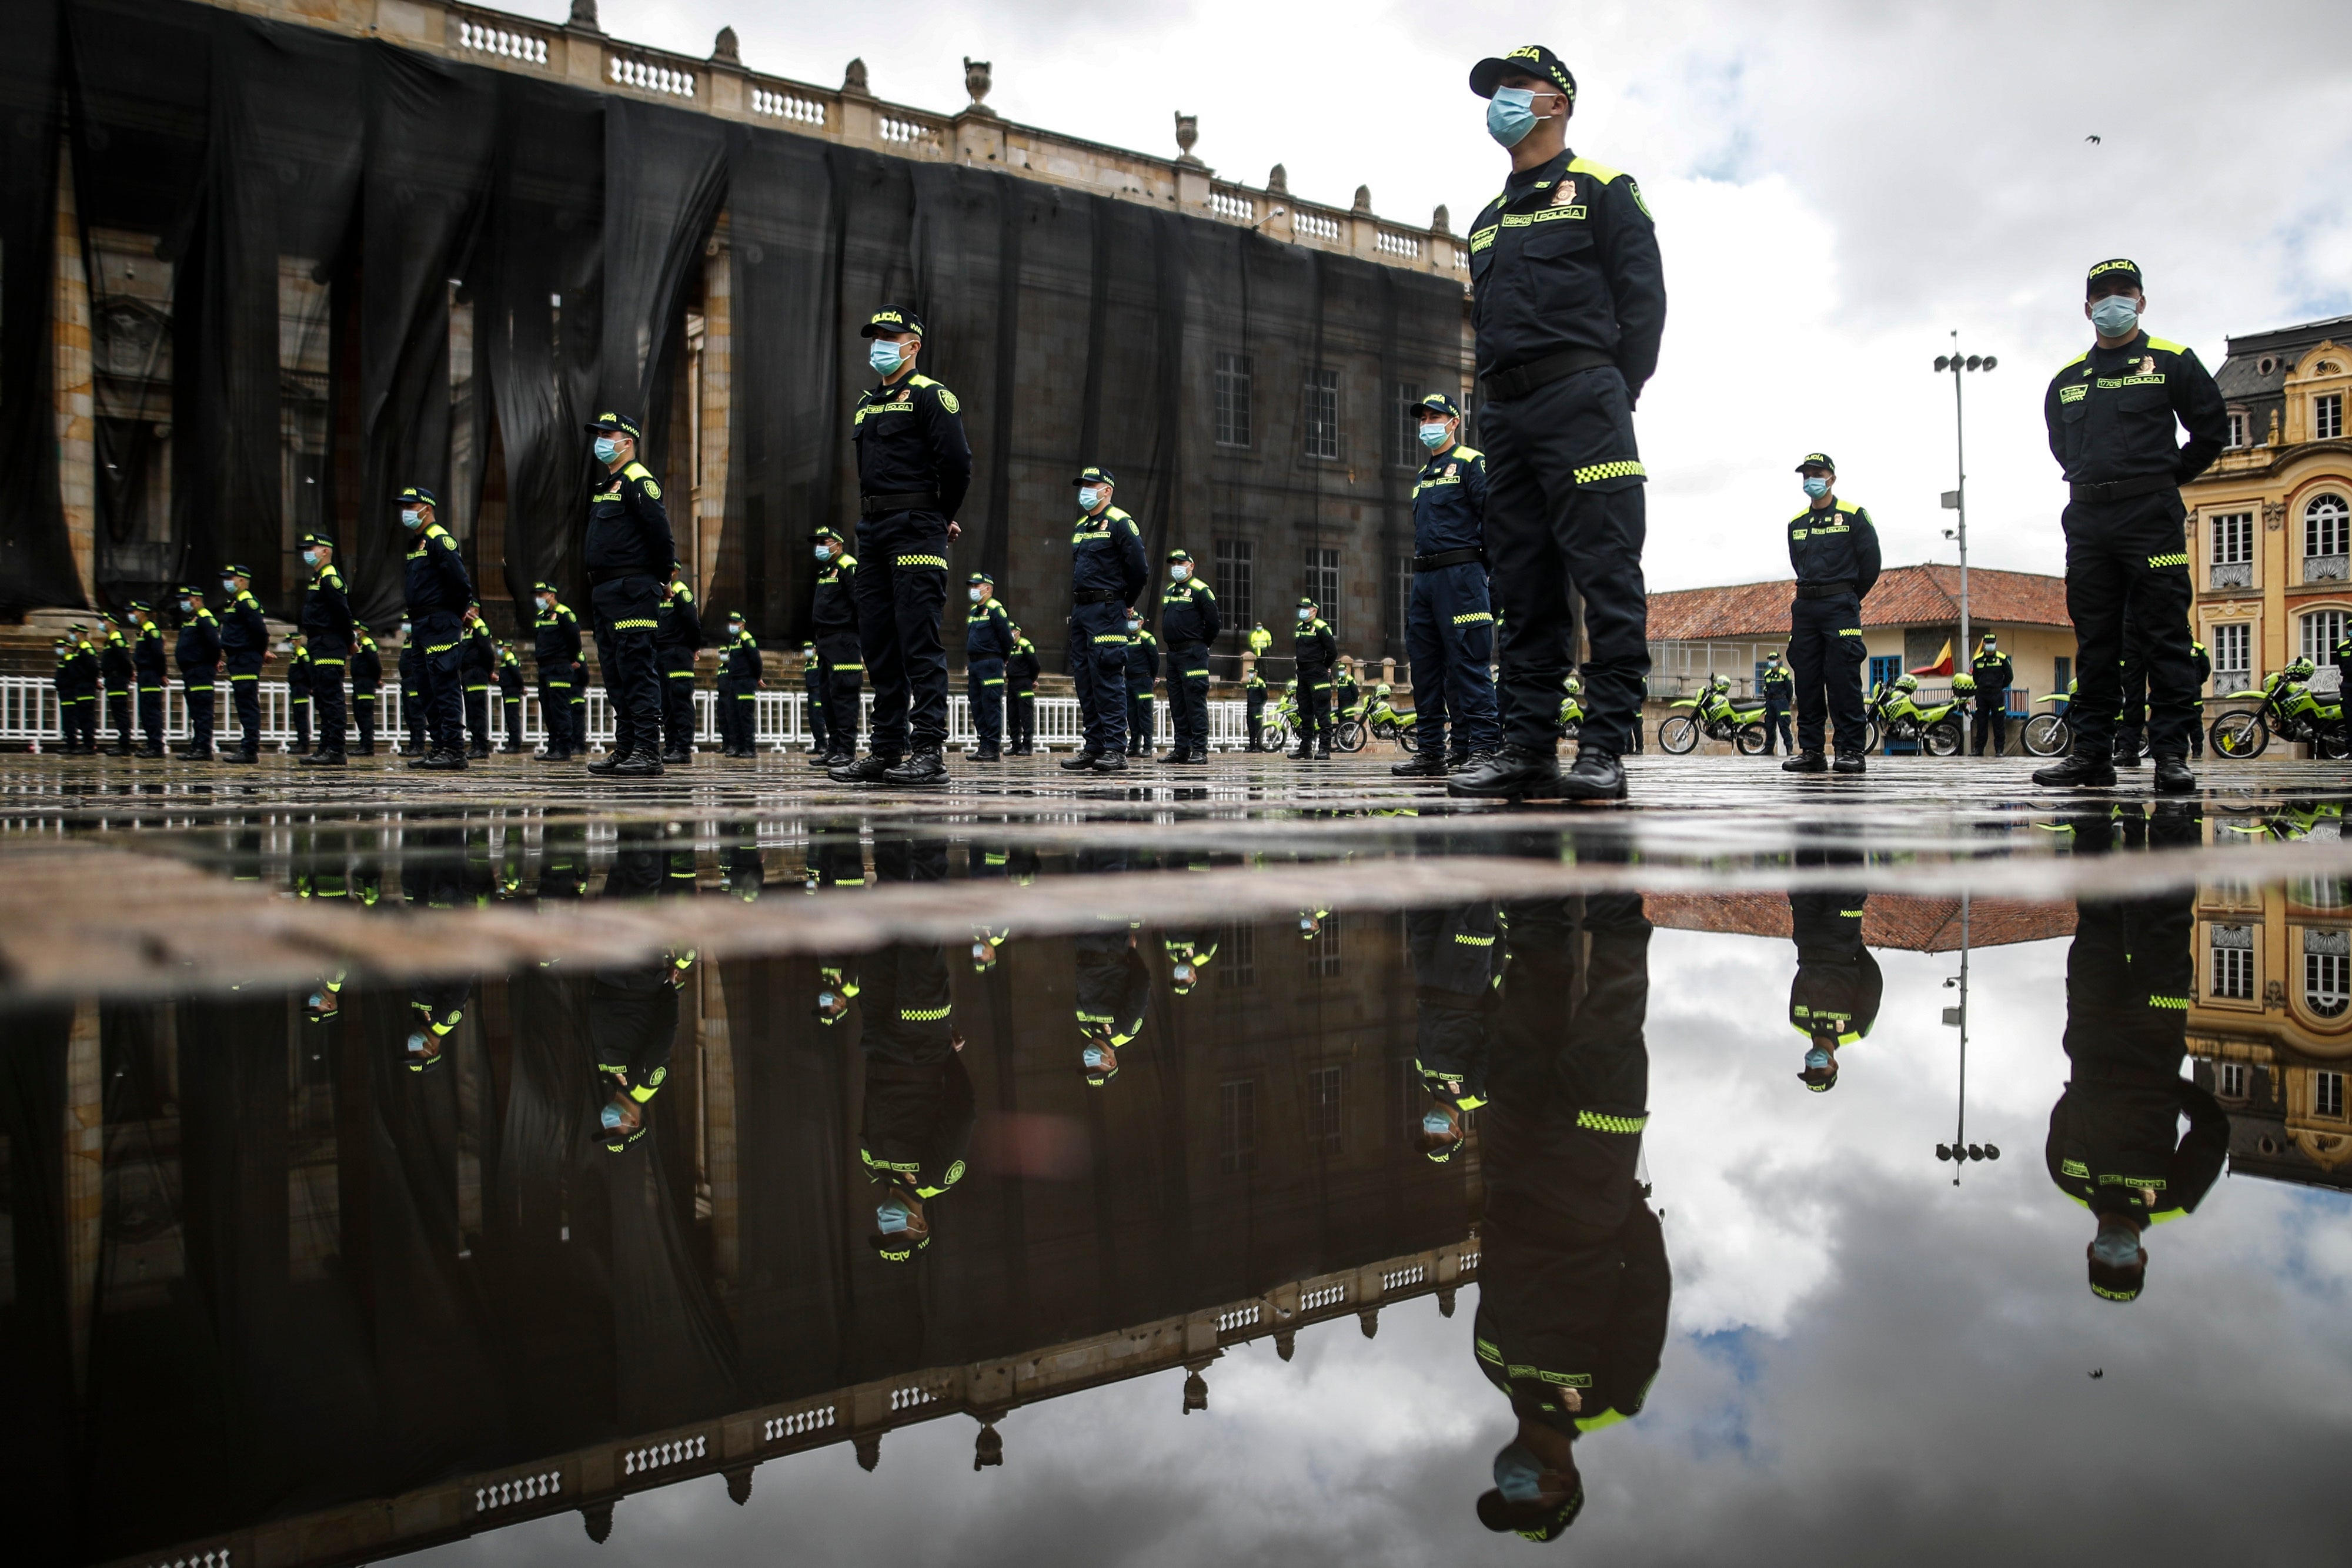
left=1779, top=454, right=1882, bottom=774
left=173, top=587, right=220, bottom=760
left=1406, top=899, right=1504, bottom=1163
left=2048, top=803, right=2226, bottom=1304
left=580, top=413, right=675, bottom=777
left=1455, top=45, right=1666, bottom=803
left=218, top=563, right=271, bottom=764
left=1397, top=393, right=1502, bottom=778
left=395, top=487, right=476, bottom=770
left=833, top=306, right=974, bottom=788
left=858, top=840, right=974, bottom=1261
left=1061, top=465, right=1148, bottom=773
left=1075, top=849, right=1150, bottom=1085
left=1158, top=549, right=1221, bottom=765
left=297, top=531, right=353, bottom=766
left=1473, top=890, right=1668, bottom=1542
left=1786, top=857, right=1882, bottom=1092
left=2033, top=259, right=2227, bottom=795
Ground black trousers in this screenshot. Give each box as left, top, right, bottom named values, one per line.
left=1009, top=686, right=1035, bottom=747
left=402, top=671, right=428, bottom=750
left=1788, top=594, right=1868, bottom=754
left=816, top=631, right=863, bottom=753
left=590, top=576, right=664, bottom=758
left=1296, top=668, right=1331, bottom=749
left=106, top=688, right=131, bottom=745
left=2113, top=616, right=2150, bottom=752
left=1481, top=366, right=1651, bottom=755
left=1406, top=563, right=1502, bottom=759
left=1973, top=697, right=2009, bottom=755
left=804, top=677, right=830, bottom=750
left=538, top=667, right=572, bottom=754
left=2064, top=493, right=2196, bottom=757
left=225, top=654, right=264, bottom=754
left=1127, top=688, right=1155, bottom=753
left=182, top=674, right=215, bottom=751
left=1247, top=698, right=1265, bottom=750
left=967, top=656, right=1004, bottom=748
left=503, top=695, right=524, bottom=749
left=353, top=689, right=376, bottom=749
left=660, top=646, right=697, bottom=750
left=570, top=660, right=587, bottom=747
left=412, top=613, right=468, bottom=753
left=1762, top=703, right=1792, bottom=754
left=137, top=684, right=163, bottom=748
left=1167, top=640, right=1210, bottom=751
left=852, top=511, right=951, bottom=755
left=310, top=657, right=346, bottom=753
left=717, top=675, right=754, bottom=750
left=1071, top=601, right=1129, bottom=755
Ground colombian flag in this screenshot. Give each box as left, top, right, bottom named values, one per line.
left=1909, top=640, right=1954, bottom=677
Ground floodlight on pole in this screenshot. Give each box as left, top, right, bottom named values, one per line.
left=1933, top=336, right=1996, bottom=742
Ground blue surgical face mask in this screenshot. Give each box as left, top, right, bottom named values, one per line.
left=1083, top=1045, right=1110, bottom=1071
left=970, top=587, right=985, bottom=603
left=399, top=508, right=422, bottom=530
left=869, top=339, right=906, bottom=376
left=1422, top=1109, right=1453, bottom=1135
left=1805, top=1047, right=1833, bottom=1073
left=876, top=1200, right=913, bottom=1235
left=817, top=990, right=838, bottom=1011
left=2092, top=1227, right=2141, bottom=1268
left=1078, top=486, right=1103, bottom=512
left=1492, top=1443, right=1545, bottom=1505
left=1418, top=420, right=1451, bottom=450
left=813, top=543, right=832, bottom=561
left=593, top=436, right=620, bottom=464
left=301, top=549, right=319, bottom=569
left=2089, top=295, right=2140, bottom=338
left=1803, top=476, right=1830, bottom=499
left=1297, top=607, right=1312, bottom=623
left=1486, top=86, right=1541, bottom=148
left=179, top=599, right=193, bottom=613
left=600, top=1102, right=626, bottom=1130
left=1171, top=563, right=1191, bottom=581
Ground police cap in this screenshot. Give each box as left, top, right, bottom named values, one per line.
left=968, top=571, right=993, bottom=585
left=2087, top=1253, right=2144, bottom=1304
left=1794, top=452, right=1835, bottom=474
left=220, top=563, right=252, bottom=580
left=1415, top=392, right=1462, bottom=420
left=1469, top=45, right=1577, bottom=103
left=1475, top=1479, right=1587, bottom=1540
left=2086, top=257, right=2142, bottom=296
left=533, top=580, right=558, bottom=595
left=127, top=600, right=151, bottom=613
left=1298, top=596, right=1318, bottom=609
left=584, top=411, right=643, bottom=440
left=1074, top=465, right=1117, bottom=489
left=300, top=530, right=337, bottom=550
left=1167, top=547, right=1193, bottom=563
left=179, top=584, right=205, bottom=598
left=811, top=525, right=844, bottom=543
left=396, top=484, right=439, bottom=510
left=860, top=305, right=925, bottom=339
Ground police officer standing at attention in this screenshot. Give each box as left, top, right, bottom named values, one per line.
left=656, top=560, right=701, bottom=763
left=1123, top=611, right=1160, bottom=757
left=297, top=530, right=353, bottom=767
left=964, top=571, right=1014, bottom=762
left=218, top=564, right=271, bottom=763
left=462, top=610, right=496, bottom=758
left=833, top=306, right=973, bottom=787
left=1398, top=392, right=1502, bottom=777
left=1759, top=651, right=1793, bottom=755
left=397, top=614, right=428, bottom=757
left=1244, top=664, right=1269, bottom=752
left=349, top=624, right=380, bottom=755
left=1779, top=454, right=1881, bottom=774
left=98, top=614, right=135, bottom=754
left=1005, top=627, right=1040, bottom=756
left=1454, top=45, right=1666, bottom=802
left=1291, top=597, right=1337, bottom=758
left=717, top=609, right=761, bottom=758
left=1248, top=620, right=1273, bottom=665
left=581, top=412, right=674, bottom=778
left=286, top=636, right=313, bottom=755
left=800, top=641, right=830, bottom=759
left=496, top=639, right=527, bottom=753
left=128, top=602, right=167, bottom=757
left=174, top=586, right=220, bottom=760
left=1970, top=633, right=2014, bottom=757
left=2034, top=260, right=2227, bottom=794
left=1159, top=548, right=1221, bottom=764
left=530, top=581, right=582, bottom=763
left=395, top=486, right=476, bottom=770
left=809, top=526, right=862, bottom=768
left=1061, top=464, right=1147, bottom=773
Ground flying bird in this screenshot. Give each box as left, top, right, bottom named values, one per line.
left=2087, top=1369, right=2104, bottom=1379
left=2085, top=135, right=2102, bottom=145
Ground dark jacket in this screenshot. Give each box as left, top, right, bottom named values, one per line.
left=286, top=647, right=313, bottom=698
left=1124, top=628, right=1159, bottom=687
left=132, top=621, right=167, bottom=683
left=583, top=460, right=674, bottom=578
left=219, top=589, right=270, bottom=658
left=1468, top=149, right=1667, bottom=399
left=175, top=608, right=221, bottom=674
left=402, top=524, right=473, bottom=616
left=349, top=635, right=380, bottom=691
left=300, top=566, right=355, bottom=656
left=852, top=374, right=974, bottom=517
left=657, top=581, right=703, bottom=649
left=1760, top=663, right=1792, bottom=711
left=1005, top=640, right=1040, bottom=690
left=1294, top=614, right=1337, bottom=676
left=965, top=596, right=1014, bottom=658
left=99, top=624, right=133, bottom=686
left=813, top=552, right=858, bottom=633
left=1788, top=890, right=1882, bottom=1045
left=1412, top=442, right=1489, bottom=556
left=721, top=629, right=761, bottom=684
left=2043, top=332, right=2229, bottom=486
left=1787, top=500, right=1881, bottom=597
left=858, top=942, right=975, bottom=1203
left=1160, top=578, right=1223, bottom=646
left=1072, top=504, right=1149, bottom=603
left=497, top=646, right=526, bottom=698
left=1409, top=903, right=1503, bottom=1109
left=534, top=599, right=583, bottom=666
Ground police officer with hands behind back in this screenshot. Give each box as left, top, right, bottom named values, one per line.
left=1780, top=453, right=1880, bottom=774
left=395, top=486, right=475, bottom=769
left=530, top=581, right=582, bottom=762
left=1397, top=392, right=1502, bottom=777
left=832, top=306, right=973, bottom=787
left=1759, top=651, right=1793, bottom=755
left=218, top=563, right=271, bottom=763
left=2033, top=259, right=2227, bottom=795
left=964, top=572, right=1014, bottom=761
left=1453, top=45, right=1665, bottom=803
left=128, top=601, right=167, bottom=757
left=297, top=531, right=353, bottom=766
left=1159, top=548, right=1221, bottom=764
left=656, top=560, right=703, bottom=763
left=174, top=586, right=220, bottom=760
left=1061, top=464, right=1148, bottom=773
left=1291, top=598, right=1337, bottom=758
left=581, top=412, right=674, bottom=777
left=809, top=526, right=863, bottom=768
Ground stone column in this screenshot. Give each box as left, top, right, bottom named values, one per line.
left=700, top=962, right=739, bottom=1291
left=54, top=141, right=95, bottom=607
left=697, top=220, right=731, bottom=599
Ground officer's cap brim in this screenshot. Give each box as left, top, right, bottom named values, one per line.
left=861, top=306, right=926, bottom=339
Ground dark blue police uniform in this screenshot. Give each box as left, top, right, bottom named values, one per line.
left=1159, top=553, right=1222, bottom=760
left=298, top=533, right=353, bottom=758
left=174, top=595, right=220, bottom=757
left=397, top=489, right=475, bottom=758
left=964, top=577, right=1014, bottom=754
left=1067, top=470, right=1148, bottom=760
left=1784, top=485, right=1880, bottom=757
left=657, top=575, right=703, bottom=757
left=1406, top=403, right=1502, bottom=764
left=581, top=416, right=675, bottom=767
left=131, top=610, right=168, bottom=753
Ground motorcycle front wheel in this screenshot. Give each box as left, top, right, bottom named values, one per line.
left=1658, top=715, right=1699, bottom=754
left=2021, top=714, right=2068, bottom=756
left=1334, top=720, right=1367, bottom=754
left=1735, top=723, right=1768, bottom=755
left=2210, top=710, right=2267, bottom=760
left=1262, top=719, right=1289, bottom=753
left=1924, top=718, right=1964, bottom=757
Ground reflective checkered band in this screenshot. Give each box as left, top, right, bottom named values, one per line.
left=2147, top=552, right=2189, bottom=569
left=1573, top=459, right=1646, bottom=485
left=1575, top=1109, right=1648, bottom=1134
left=1452, top=611, right=1494, bottom=626
left=896, top=554, right=949, bottom=570
left=900, top=1005, right=952, bottom=1022
left=613, top=618, right=658, bottom=630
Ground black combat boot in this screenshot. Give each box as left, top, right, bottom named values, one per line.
left=1088, top=751, right=1127, bottom=774
left=1447, top=745, right=1561, bottom=799
left=2033, top=749, right=2117, bottom=788
left=422, top=748, right=468, bottom=771
left=299, top=749, right=346, bottom=767
left=1832, top=751, right=1866, bottom=775
left=2112, top=733, right=2143, bottom=768
left=829, top=752, right=900, bottom=784
left=612, top=748, right=664, bottom=777
left=2152, top=754, right=2196, bottom=794
left=1782, top=751, right=1827, bottom=773
left=1058, top=750, right=1101, bottom=771
left=883, top=748, right=948, bottom=785
left=1558, top=746, right=1628, bottom=801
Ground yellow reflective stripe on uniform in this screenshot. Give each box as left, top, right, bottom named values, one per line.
left=2149, top=994, right=2190, bottom=1009
left=425, top=640, right=459, bottom=654
left=1452, top=611, right=1494, bottom=626
left=2144, top=336, right=2189, bottom=355
left=613, top=618, right=658, bottom=630
left=231, top=672, right=259, bottom=681
left=896, top=554, right=948, bottom=570
left=1097, top=634, right=1127, bottom=646
left=1575, top=1109, right=1648, bottom=1134
left=1182, top=668, right=1208, bottom=678
left=1837, top=628, right=1863, bottom=637
left=1566, top=155, right=1626, bottom=183
left=1573, top=459, right=1646, bottom=484
left=668, top=669, right=694, bottom=678
left=2147, top=553, right=2189, bottom=569
left=1454, top=932, right=1495, bottom=945
left=313, top=658, right=344, bottom=666
left=1468, top=226, right=1498, bottom=252
left=831, top=663, right=864, bottom=672
left=898, top=1005, right=951, bottom=1022
left=1573, top=1407, right=1632, bottom=1435
left=982, top=677, right=1003, bottom=686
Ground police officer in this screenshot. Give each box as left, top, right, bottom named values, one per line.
left=529, top=581, right=582, bottom=762
left=1787, top=864, right=1882, bottom=1092
left=98, top=614, right=135, bottom=754
left=1759, top=651, right=1793, bottom=755
left=1158, top=549, right=1222, bottom=764
left=964, top=571, right=1014, bottom=761
left=462, top=610, right=496, bottom=759
left=1398, top=393, right=1502, bottom=777
left=810, top=526, right=863, bottom=768
left=1291, top=597, right=1337, bottom=758
left=218, top=564, right=271, bottom=763
left=832, top=306, right=973, bottom=787
left=173, top=586, right=220, bottom=760
left=395, top=486, right=475, bottom=769
left=1970, top=632, right=2014, bottom=757
left=1244, top=666, right=1269, bottom=752
left=1123, top=611, right=1160, bottom=757
left=286, top=636, right=314, bottom=755
left=1454, top=45, right=1666, bottom=803
left=128, top=602, right=168, bottom=757
left=1776, top=454, right=1880, bottom=773
left=1005, top=628, right=1040, bottom=756
left=580, top=412, right=673, bottom=777
left=656, top=561, right=702, bottom=763
left=66, top=622, right=100, bottom=752
left=496, top=640, right=527, bottom=753
left=349, top=625, right=381, bottom=755
left=800, top=641, right=830, bottom=758
left=396, top=615, right=427, bottom=756
left=298, top=530, right=353, bottom=766
left=2033, top=259, right=2227, bottom=794
left=1061, top=464, right=1147, bottom=773
left=1247, top=620, right=1273, bottom=663
left=717, top=609, right=761, bottom=758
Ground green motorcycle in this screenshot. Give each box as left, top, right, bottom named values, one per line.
left=1364, top=685, right=1416, bottom=751
left=2209, top=659, right=2348, bottom=759
left=1658, top=674, right=1768, bottom=755
left=1862, top=673, right=1965, bottom=756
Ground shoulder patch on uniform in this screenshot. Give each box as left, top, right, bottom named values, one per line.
left=2144, top=336, right=2190, bottom=356
left=909, top=375, right=937, bottom=388
left=624, top=461, right=653, bottom=480
left=1790, top=509, right=1815, bottom=524
left=1566, top=155, right=1627, bottom=185
left=936, top=386, right=961, bottom=414
left=1836, top=500, right=1861, bottom=514
left=640, top=477, right=662, bottom=500
left=2059, top=350, right=2089, bottom=372
left=1452, top=445, right=1485, bottom=463
left=840, top=553, right=858, bottom=568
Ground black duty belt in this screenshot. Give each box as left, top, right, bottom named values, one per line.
left=1795, top=581, right=1855, bottom=600
left=588, top=566, right=653, bottom=587
left=1414, top=547, right=1485, bottom=571
left=2069, top=474, right=2176, bottom=504
left=1073, top=589, right=1124, bottom=606
left=1480, top=347, right=1617, bottom=402
left=860, top=489, right=940, bottom=518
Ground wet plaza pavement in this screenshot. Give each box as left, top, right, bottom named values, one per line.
left=4, top=752, right=2350, bottom=1566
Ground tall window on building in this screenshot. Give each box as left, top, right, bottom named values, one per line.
left=1215, top=353, right=1254, bottom=449
left=2302, top=609, right=2346, bottom=663
left=2306, top=492, right=2349, bottom=581
left=1304, top=547, right=1340, bottom=631
left=2210, top=923, right=2253, bottom=999
left=2208, top=511, right=2253, bottom=590
left=1389, top=556, right=1412, bottom=644
left=1305, top=1064, right=1344, bottom=1154
left=1218, top=1079, right=1258, bottom=1173
left=2307, top=929, right=2350, bottom=1020
left=1392, top=381, right=1424, bottom=467
left=1214, top=537, right=1255, bottom=630
left=2318, top=1070, right=2347, bottom=1119
left=89, top=229, right=178, bottom=578
left=2226, top=411, right=2246, bottom=449
left=2219, top=1060, right=2247, bottom=1099
left=2210, top=623, right=2249, bottom=680
left=1217, top=921, right=1257, bottom=989
left=2317, top=393, right=2345, bottom=441
left=1302, top=369, right=1341, bottom=460
left=1308, top=911, right=1345, bottom=978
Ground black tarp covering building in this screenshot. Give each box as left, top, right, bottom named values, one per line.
left=11, top=0, right=1462, bottom=664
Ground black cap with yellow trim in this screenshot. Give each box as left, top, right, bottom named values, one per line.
left=1073, top=464, right=1117, bottom=489
left=220, top=563, right=253, bottom=580
left=2086, top=257, right=2143, bottom=296
left=1416, top=392, right=1462, bottom=419
left=300, top=530, right=337, bottom=550
left=395, top=484, right=440, bottom=510
left=811, top=525, right=844, bottom=543
left=1167, top=547, right=1193, bottom=563
left=584, top=411, right=643, bottom=440
left=860, top=304, right=926, bottom=339
left=1794, top=452, right=1835, bottom=474
left=1469, top=44, right=1577, bottom=103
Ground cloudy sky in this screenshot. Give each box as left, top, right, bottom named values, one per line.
left=419, top=927, right=2352, bottom=1567
left=514, top=0, right=2352, bottom=591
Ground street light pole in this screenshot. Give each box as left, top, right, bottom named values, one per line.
left=1934, top=339, right=1996, bottom=744
left=1937, top=891, right=2000, bottom=1183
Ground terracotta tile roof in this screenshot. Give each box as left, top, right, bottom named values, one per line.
left=1642, top=892, right=2076, bottom=952
left=1646, top=563, right=2070, bottom=641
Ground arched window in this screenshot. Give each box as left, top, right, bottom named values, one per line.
left=2304, top=608, right=2347, bottom=663
left=2307, top=928, right=2350, bottom=1020
left=2306, top=492, right=2349, bottom=582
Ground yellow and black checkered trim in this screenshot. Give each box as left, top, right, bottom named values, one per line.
left=1575, top=1109, right=1648, bottom=1134
left=896, top=554, right=948, bottom=570
left=1573, top=459, right=1646, bottom=486
left=2147, top=552, right=2189, bottom=569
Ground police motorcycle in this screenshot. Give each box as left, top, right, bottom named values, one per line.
left=1362, top=684, right=1417, bottom=751
left=1559, top=674, right=1586, bottom=746
left=2022, top=681, right=2076, bottom=758
left=1860, top=671, right=1965, bottom=757
left=1658, top=672, right=1768, bottom=754
left=1332, top=685, right=1372, bottom=754
left=1260, top=682, right=1297, bottom=754
left=2208, top=657, right=2347, bottom=760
